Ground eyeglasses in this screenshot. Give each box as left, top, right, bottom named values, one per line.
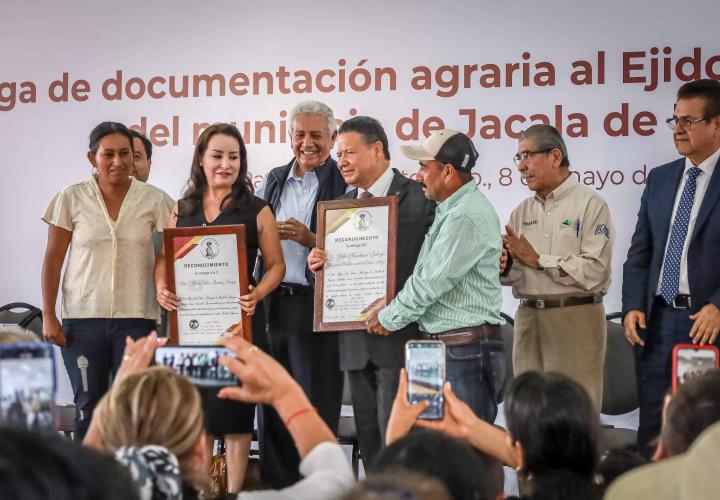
left=665, top=116, right=707, bottom=130
left=513, top=149, right=552, bottom=166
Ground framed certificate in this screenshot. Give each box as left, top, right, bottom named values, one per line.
left=164, top=225, right=251, bottom=345
left=314, top=196, right=398, bottom=331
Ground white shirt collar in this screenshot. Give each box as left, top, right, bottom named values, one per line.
left=359, top=166, right=394, bottom=198
left=685, top=145, right=720, bottom=177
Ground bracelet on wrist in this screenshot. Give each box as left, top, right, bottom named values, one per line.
left=283, top=407, right=317, bottom=428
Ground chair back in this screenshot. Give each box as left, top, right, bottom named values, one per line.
left=602, top=312, right=639, bottom=415
left=0, top=303, right=43, bottom=340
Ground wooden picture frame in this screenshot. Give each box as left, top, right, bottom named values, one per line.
left=164, top=225, right=251, bottom=345
left=313, top=196, right=398, bottom=332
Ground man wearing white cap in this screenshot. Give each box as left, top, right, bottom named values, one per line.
left=500, top=124, right=613, bottom=410
left=366, top=129, right=506, bottom=423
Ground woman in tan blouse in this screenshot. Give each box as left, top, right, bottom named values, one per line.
left=41, top=121, right=174, bottom=441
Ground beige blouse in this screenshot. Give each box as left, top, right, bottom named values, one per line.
left=42, top=176, right=174, bottom=320
left=501, top=175, right=614, bottom=298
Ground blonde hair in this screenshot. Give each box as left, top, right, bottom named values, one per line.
left=0, top=326, right=38, bottom=345
left=94, top=367, right=205, bottom=488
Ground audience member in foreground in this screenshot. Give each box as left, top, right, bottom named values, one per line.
left=0, top=426, right=140, bottom=500
left=0, top=325, right=38, bottom=344
left=653, top=369, right=720, bottom=460
left=387, top=369, right=602, bottom=499
left=83, top=333, right=353, bottom=499
left=341, top=470, right=451, bottom=500
left=605, top=420, right=720, bottom=499
left=376, top=427, right=503, bottom=500
left=218, top=335, right=354, bottom=499
left=595, top=447, right=648, bottom=490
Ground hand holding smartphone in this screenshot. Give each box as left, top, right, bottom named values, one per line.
left=405, top=340, right=445, bottom=420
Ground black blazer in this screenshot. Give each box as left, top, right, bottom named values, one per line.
left=338, top=169, right=436, bottom=370
left=622, top=157, right=720, bottom=322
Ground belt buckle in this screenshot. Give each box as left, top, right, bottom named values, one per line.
left=280, top=284, right=294, bottom=296
left=672, top=295, right=691, bottom=309
left=535, top=299, right=545, bottom=309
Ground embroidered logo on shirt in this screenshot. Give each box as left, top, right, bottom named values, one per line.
left=562, top=219, right=573, bottom=226
left=594, top=224, right=610, bottom=239
left=522, top=220, right=538, bottom=226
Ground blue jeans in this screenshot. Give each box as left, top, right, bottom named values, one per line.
left=446, top=338, right=506, bottom=423
left=62, top=318, right=156, bottom=440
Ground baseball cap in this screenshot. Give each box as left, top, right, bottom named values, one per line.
left=401, top=130, right=479, bottom=172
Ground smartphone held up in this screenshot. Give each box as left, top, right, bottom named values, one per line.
left=0, top=342, right=56, bottom=432
left=406, top=340, right=445, bottom=420
left=155, top=346, right=239, bottom=387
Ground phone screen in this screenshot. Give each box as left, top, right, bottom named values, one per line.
left=673, top=345, right=719, bottom=390
left=0, top=342, right=56, bottom=432
left=406, top=340, right=445, bottom=420
left=155, top=346, right=239, bottom=387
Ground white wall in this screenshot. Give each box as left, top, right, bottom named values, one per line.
left=1, top=0, right=719, bottom=317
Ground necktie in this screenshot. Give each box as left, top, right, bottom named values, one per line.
left=358, top=191, right=373, bottom=199
left=660, top=167, right=702, bottom=304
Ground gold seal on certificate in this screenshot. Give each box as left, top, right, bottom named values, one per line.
left=164, top=225, right=252, bottom=345
left=314, top=196, right=398, bottom=331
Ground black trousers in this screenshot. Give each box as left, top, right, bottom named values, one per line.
left=347, top=364, right=400, bottom=466
left=258, top=289, right=342, bottom=487
left=636, top=298, right=719, bottom=447
left=61, top=318, right=156, bottom=441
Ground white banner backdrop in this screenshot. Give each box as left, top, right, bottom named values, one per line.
left=2, top=0, right=719, bottom=320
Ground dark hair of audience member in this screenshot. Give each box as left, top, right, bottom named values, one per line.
left=341, top=469, right=451, bottom=500
left=88, top=121, right=134, bottom=155
left=519, top=469, right=602, bottom=500
left=129, top=129, right=153, bottom=160
left=0, top=325, right=38, bottom=345
left=662, top=369, right=720, bottom=456
left=371, top=428, right=503, bottom=500
left=595, top=446, right=648, bottom=490
left=178, top=123, right=254, bottom=217
left=504, top=371, right=600, bottom=483
left=0, top=427, right=139, bottom=500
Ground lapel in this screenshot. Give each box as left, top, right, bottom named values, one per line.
left=387, top=169, right=410, bottom=205
left=690, top=156, right=720, bottom=242
left=656, top=159, right=685, bottom=247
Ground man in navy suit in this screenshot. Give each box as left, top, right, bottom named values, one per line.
left=623, top=79, right=720, bottom=448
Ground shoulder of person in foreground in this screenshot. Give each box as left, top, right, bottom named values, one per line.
left=0, top=426, right=140, bottom=500
left=237, top=441, right=354, bottom=500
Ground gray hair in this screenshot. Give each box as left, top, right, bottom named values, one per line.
left=0, top=325, right=39, bottom=345
left=518, top=124, right=570, bottom=167
left=288, top=100, right=337, bottom=135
